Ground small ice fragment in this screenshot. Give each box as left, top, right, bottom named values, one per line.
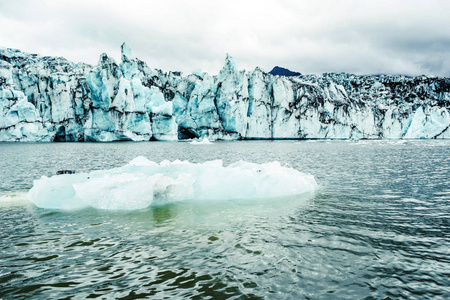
left=189, top=137, right=212, bottom=145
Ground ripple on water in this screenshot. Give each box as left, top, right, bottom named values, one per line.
left=0, top=141, right=449, bottom=299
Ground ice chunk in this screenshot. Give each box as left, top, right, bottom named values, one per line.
left=28, top=157, right=317, bottom=210
left=0, top=192, right=30, bottom=206
left=404, top=106, right=450, bottom=139
left=189, top=137, right=212, bottom=145
left=73, top=174, right=154, bottom=210
left=28, top=174, right=88, bottom=209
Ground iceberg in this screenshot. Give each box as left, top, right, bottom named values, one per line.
left=1, top=45, right=449, bottom=141
left=189, top=137, right=213, bottom=145
left=28, top=157, right=318, bottom=210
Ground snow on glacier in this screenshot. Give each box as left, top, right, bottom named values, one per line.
left=28, top=157, right=318, bottom=210
left=0, top=44, right=449, bottom=141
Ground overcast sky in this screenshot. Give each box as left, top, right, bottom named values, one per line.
left=1, top=0, right=449, bottom=76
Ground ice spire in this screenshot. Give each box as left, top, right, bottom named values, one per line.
left=218, top=53, right=239, bottom=81
left=121, top=42, right=134, bottom=62
left=223, top=53, right=238, bottom=73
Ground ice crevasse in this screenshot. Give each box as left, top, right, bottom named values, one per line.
left=1, top=44, right=449, bottom=141
left=28, top=157, right=318, bottom=210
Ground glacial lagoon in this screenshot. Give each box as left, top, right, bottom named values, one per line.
left=1, top=140, right=449, bottom=299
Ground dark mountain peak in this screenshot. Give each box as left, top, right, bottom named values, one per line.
left=269, top=66, right=301, bottom=77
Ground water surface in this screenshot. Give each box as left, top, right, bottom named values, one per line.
left=1, top=140, right=449, bottom=299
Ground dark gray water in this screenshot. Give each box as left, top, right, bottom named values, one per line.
left=0, top=140, right=449, bottom=299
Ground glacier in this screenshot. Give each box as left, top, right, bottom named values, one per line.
left=0, top=43, right=449, bottom=142
left=28, top=156, right=318, bottom=210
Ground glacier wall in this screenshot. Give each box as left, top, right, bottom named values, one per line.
left=0, top=44, right=449, bottom=142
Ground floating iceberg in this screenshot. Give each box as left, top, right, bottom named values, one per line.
left=189, top=137, right=213, bottom=145
left=28, top=157, right=317, bottom=210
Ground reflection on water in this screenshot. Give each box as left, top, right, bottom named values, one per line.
left=0, top=140, right=449, bottom=299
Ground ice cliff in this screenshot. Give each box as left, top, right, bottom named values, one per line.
left=1, top=44, right=449, bottom=142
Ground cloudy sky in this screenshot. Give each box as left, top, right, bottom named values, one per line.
left=1, top=0, right=449, bottom=76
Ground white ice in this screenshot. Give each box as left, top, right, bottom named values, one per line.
left=27, top=157, right=317, bottom=210
left=3, top=45, right=449, bottom=142
left=189, top=137, right=213, bottom=145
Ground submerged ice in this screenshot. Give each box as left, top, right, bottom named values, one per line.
left=28, top=157, right=318, bottom=210
left=1, top=44, right=449, bottom=141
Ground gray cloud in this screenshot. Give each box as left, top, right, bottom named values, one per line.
left=0, top=0, right=449, bottom=76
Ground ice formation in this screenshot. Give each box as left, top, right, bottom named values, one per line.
left=189, top=137, right=213, bottom=145
left=27, top=157, right=318, bottom=210
left=1, top=44, right=449, bottom=141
